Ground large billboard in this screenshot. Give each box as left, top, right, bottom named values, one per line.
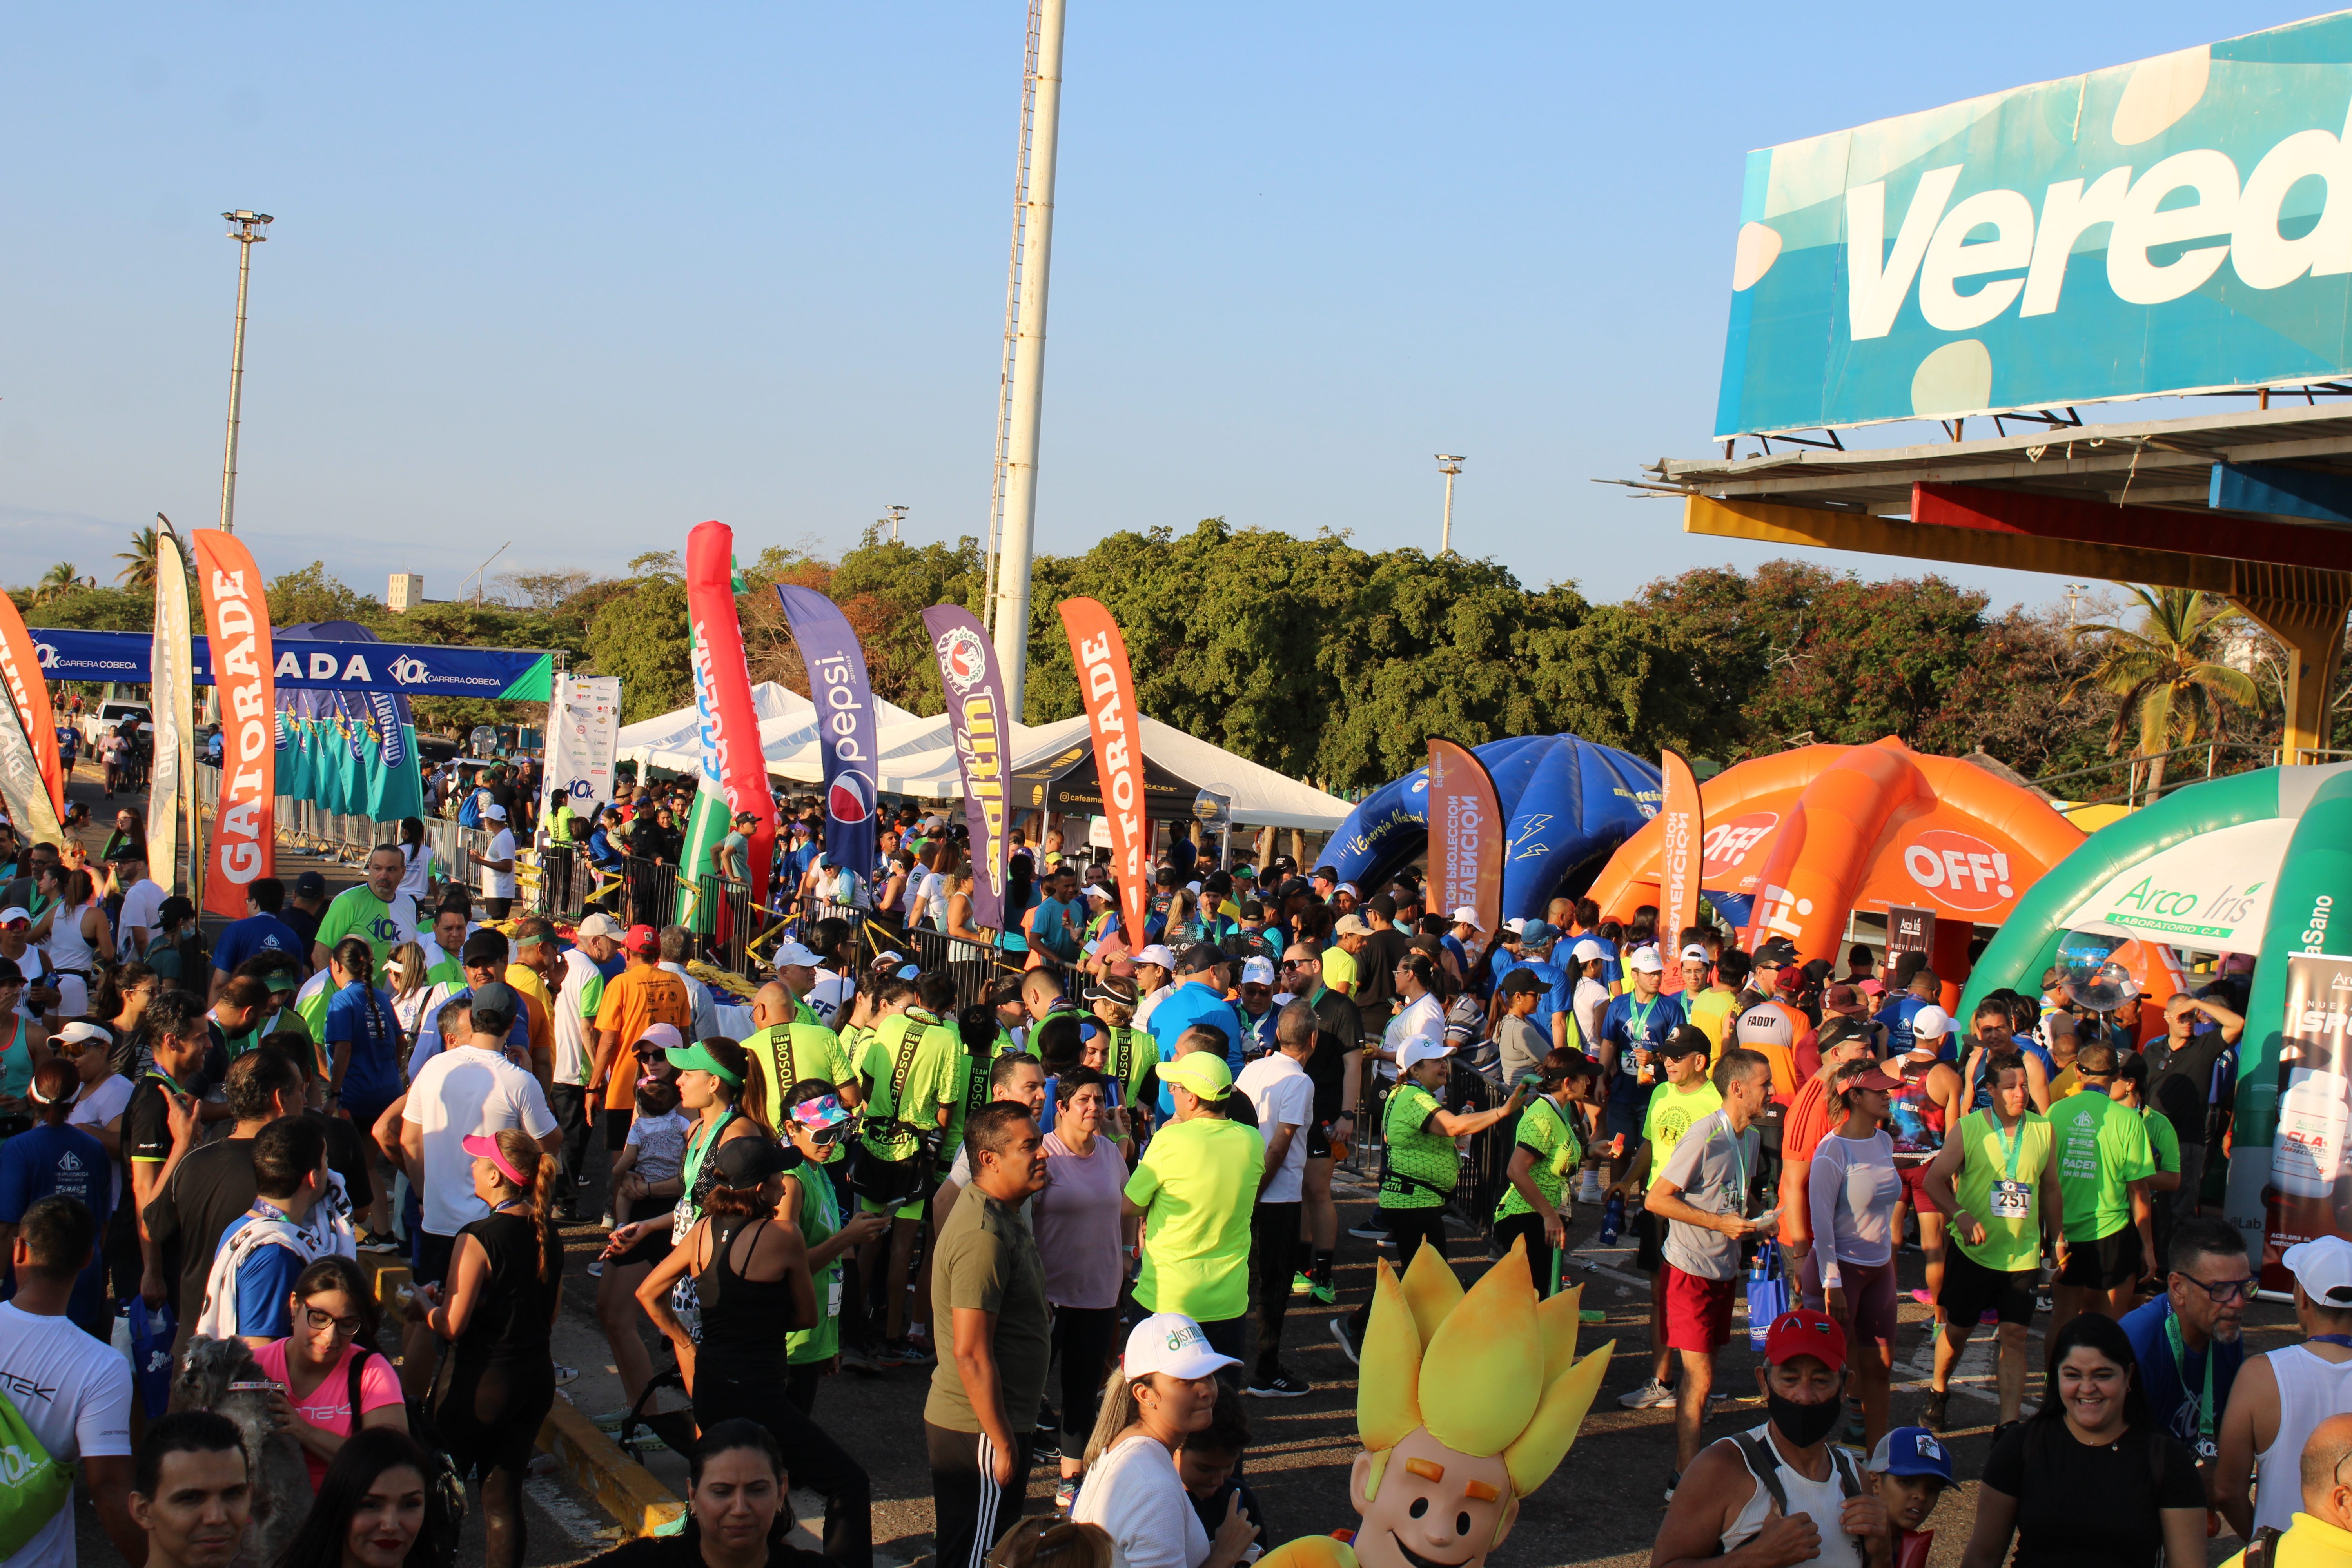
left=1717, top=13, right=2352, bottom=439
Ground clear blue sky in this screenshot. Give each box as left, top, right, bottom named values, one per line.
left=2, top=3, right=2319, bottom=612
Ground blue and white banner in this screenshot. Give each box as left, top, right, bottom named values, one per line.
left=23, top=625, right=554, bottom=697
left=775, top=584, right=880, bottom=887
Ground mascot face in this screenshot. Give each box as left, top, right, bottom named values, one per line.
left=1349, top=1428, right=1515, bottom=1568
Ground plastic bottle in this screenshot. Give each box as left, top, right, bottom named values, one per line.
left=1601, top=1191, right=1624, bottom=1245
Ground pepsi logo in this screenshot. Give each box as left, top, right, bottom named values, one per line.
left=829, top=768, right=876, bottom=825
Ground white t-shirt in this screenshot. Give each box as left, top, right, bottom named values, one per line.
left=806, top=970, right=856, bottom=1029
left=1572, top=977, right=1611, bottom=1055
left=1071, top=1432, right=1211, bottom=1568
left=481, top=828, right=519, bottom=899
left=68, top=1074, right=136, bottom=1209
left=0, top=1301, right=133, bottom=1568
left=396, top=842, right=434, bottom=902
left=1383, top=993, right=1446, bottom=1080
left=115, top=879, right=165, bottom=954
left=1234, top=1053, right=1315, bottom=1204
left=401, top=1044, right=557, bottom=1236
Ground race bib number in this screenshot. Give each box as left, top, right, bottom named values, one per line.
left=1991, top=1180, right=2031, bottom=1220
left=826, top=1277, right=843, bottom=1319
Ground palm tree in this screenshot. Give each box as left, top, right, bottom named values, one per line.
left=33, top=562, right=85, bottom=604
left=2070, top=584, right=2260, bottom=798
left=116, top=527, right=160, bottom=590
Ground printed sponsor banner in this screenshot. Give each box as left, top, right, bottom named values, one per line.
left=547, top=673, right=622, bottom=814
left=0, top=588, right=62, bottom=815
left=2058, top=815, right=2287, bottom=955
left=684, top=523, right=775, bottom=912
left=1058, top=597, right=1150, bottom=944
left=923, top=605, right=1011, bottom=930
left=1718, top=15, right=2352, bottom=437
left=1656, top=748, right=1704, bottom=993
left=776, top=584, right=880, bottom=897
left=192, top=530, right=276, bottom=917
left=1426, top=738, right=1503, bottom=943
left=22, top=625, right=554, bottom=697
left=148, top=526, right=194, bottom=884
left=2262, top=952, right=2352, bottom=1294
left=1886, top=904, right=1938, bottom=966
left=0, top=676, right=64, bottom=848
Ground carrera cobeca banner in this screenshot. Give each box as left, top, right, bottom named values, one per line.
left=0, top=588, right=62, bottom=815
left=193, top=529, right=276, bottom=917
left=777, top=584, right=879, bottom=896
left=1058, top=597, right=1149, bottom=944
left=923, top=605, right=1011, bottom=930
left=684, top=522, right=775, bottom=911
left=1426, top=738, right=1502, bottom=940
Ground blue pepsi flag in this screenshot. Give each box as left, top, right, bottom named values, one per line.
left=774, top=585, right=879, bottom=887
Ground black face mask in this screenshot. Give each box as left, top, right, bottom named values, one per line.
left=1768, top=1390, right=1844, bottom=1449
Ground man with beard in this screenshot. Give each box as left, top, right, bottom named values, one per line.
left=2122, top=1217, right=2251, bottom=1476
left=1650, top=1308, right=1892, bottom=1568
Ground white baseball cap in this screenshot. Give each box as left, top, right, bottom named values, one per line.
left=0, top=906, right=28, bottom=925
left=482, top=802, right=508, bottom=822
left=1135, top=944, right=1178, bottom=970
left=2285, top=1236, right=2352, bottom=1307
left=1908, top=1004, right=1953, bottom=1042
left=1679, top=944, right=1710, bottom=964
left=772, top=938, right=823, bottom=970
left=1571, top=937, right=1608, bottom=964
left=1397, top=1036, right=1454, bottom=1072
left=1122, top=1313, right=1240, bottom=1381
left=1240, top=956, right=1277, bottom=986
left=575, top=912, right=624, bottom=939
left=1504, top=917, right=1527, bottom=935
left=1450, top=907, right=1483, bottom=929
left=1627, top=945, right=1666, bottom=974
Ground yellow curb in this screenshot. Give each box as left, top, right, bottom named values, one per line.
left=354, top=1247, right=683, bottom=1536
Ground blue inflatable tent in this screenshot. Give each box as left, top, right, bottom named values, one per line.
left=1323, top=736, right=1662, bottom=921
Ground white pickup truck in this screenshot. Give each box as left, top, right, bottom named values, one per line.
left=79, top=700, right=154, bottom=749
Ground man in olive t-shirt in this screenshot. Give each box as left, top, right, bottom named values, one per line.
left=926, top=1103, right=1051, bottom=1568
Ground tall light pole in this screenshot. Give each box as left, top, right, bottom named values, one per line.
left=218, top=211, right=273, bottom=535
left=984, top=0, right=1068, bottom=719
left=886, top=505, right=909, bottom=543
left=1435, top=454, right=1465, bottom=554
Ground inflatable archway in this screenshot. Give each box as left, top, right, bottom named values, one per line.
left=1590, top=737, right=2084, bottom=1000
left=1953, top=760, right=2352, bottom=1278
left=1323, top=735, right=1662, bottom=923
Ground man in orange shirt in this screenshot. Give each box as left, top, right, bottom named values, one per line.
left=591, top=924, right=692, bottom=1144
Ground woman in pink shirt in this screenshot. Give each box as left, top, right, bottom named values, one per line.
left=1037, top=1065, right=1133, bottom=1508
left=258, top=1256, right=410, bottom=1487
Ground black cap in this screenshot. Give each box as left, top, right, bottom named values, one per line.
left=1176, top=942, right=1225, bottom=975
left=1368, top=893, right=1397, bottom=918
left=1202, top=871, right=1232, bottom=896
left=715, top=1136, right=800, bottom=1185
left=461, top=929, right=510, bottom=966
left=1497, top=968, right=1548, bottom=995
left=468, top=980, right=519, bottom=1034
left=1238, top=899, right=1265, bottom=921
left=1800, top=957, right=1833, bottom=983
left=294, top=871, right=327, bottom=896
left=1275, top=876, right=1312, bottom=902
left=1754, top=937, right=1800, bottom=967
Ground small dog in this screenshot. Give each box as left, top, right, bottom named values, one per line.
left=175, top=1336, right=314, bottom=1567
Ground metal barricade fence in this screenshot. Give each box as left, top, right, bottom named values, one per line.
left=197, top=763, right=492, bottom=888
left=781, top=900, right=1022, bottom=1013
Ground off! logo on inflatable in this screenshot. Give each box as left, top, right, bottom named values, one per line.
left=1901, top=829, right=2017, bottom=913
left=1700, top=812, right=1779, bottom=888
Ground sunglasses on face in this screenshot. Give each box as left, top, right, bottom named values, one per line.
left=0, top=919, right=25, bottom=933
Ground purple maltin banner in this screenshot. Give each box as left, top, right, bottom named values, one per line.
left=921, top=605, right=1011, bottom=931
left=775, top=585, right=880, bottom=895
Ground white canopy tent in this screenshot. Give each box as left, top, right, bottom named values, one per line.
left=615, top=682, right=928, bottom=784
left=1008, top=713, right=1356, bottom=831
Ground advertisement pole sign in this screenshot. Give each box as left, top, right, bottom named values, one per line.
left=192, top=530, right=276, bottom=918
left=1426, top=738, right=1503, bottom=942
left=776, top=585, right=880, bottom=902
left=1886, top=904, right=1938, bottom=967
left=1655, top=748, right=1704, bottom=993
left=1717, top=15, right=2352, bottom=438
left=0, top=590, right=62, bottom=815
left=546, top=673, right=621, bottom=814
left=922, top=605, right=1011, bottom=931
left=0, top=681, right=63, bottom=849
left=148, top=524, right=195, bottom=886
left=682, top=523, right=775, bottom=919
left=2263, top=952, right=2352, bottom=1294
left=1058, top=598, right=1150, bottom=945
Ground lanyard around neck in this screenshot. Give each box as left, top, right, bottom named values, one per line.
left=2164, top=1311, right=2217, bottom=1441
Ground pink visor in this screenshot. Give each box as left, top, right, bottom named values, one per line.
left=461, top=1134, right=530, bottom=1187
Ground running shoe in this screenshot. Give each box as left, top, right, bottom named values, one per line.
left=354, top=1228, right=401, bottom=1254
left=591, top=1409, right=628, bottom=1432
left=1307, top=1279, right=1337, bottom=1305
left=1054, top=1477, right=1080, bottom=1514
left=1922, top=1388, right=1950, bottom=1432
left=1290, top=1271, right=1316, bottom=1296
left=554, top=1363, right=580, bottom=1387
left=1908, top=1288, right=1936, bottom=1307
left=839, top=1343, right=880, bottom=1374
left=1330, top=1318, right=1360, bottom=1366
left=585, top=1260, right=604, bottom=1279
left=598, top=1211, right=615, bottom=1229
left=1577, top=1172, right=1605, bottom=1205
left=1347, top=1221, right=1389, bottom=1241
left=1618, top=1379, right=1676, bottom=1410
left=1247, top=1372, right=1312, bottom=1399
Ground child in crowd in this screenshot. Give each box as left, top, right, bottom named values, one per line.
left=1867, top=1425, right=1953, bottom=1568
left=1176, top=1387, right=1270, bottom=1551
left=610, top=1073, right=688, bottom=1229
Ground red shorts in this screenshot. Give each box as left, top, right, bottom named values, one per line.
left=1897, top=1160, right=1934, bottom=1212
left=1662, top=1263, right=1737, bottom=1354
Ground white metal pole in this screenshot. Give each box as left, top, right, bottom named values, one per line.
left=991, top=0, right=1067, bottom=718
left=218, top=212, right=272, bottom=534
left=1435, top=454, right=1464, bottom=555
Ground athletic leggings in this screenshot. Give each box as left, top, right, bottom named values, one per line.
left=1049, top=1304, right=1120, bottom=1452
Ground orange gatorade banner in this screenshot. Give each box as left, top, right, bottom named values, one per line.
left=194, top=530, right=277, bottom=917
left=1058, top=597, right=1150, bottom=945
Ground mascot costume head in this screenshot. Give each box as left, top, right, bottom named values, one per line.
left=1263, top=1239, right=1612, bottom=1568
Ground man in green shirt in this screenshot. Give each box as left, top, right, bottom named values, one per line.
left=1919, top=1049, right=2061, bottom=1431
left=857, top=972, right=959, bottom=1366
left=309, top=846, right=421, bottom=985
left=1332, top=1036, right=1523, bottom=1366
left=2113, top=1053, right=2185, bottom=1272
left=1123, top=1047, right=1265, bottom=1367
left=421, top=902, right=469, bottom=989
left=2050, top=1041, right=2157, bottom=1332
left=747, top=981, right=861, bottom=1111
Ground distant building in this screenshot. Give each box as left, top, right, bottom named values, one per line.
left=387, top=573, right=425, bottom=612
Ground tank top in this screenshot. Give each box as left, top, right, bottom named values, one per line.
left=1886, top=1062, right=1947, bottom=1165
left=694, top=1216, right=802, bottom=1372
left=1718, top=1424, right=1864, bottom=1568
left=2254, top=1343, right=2352, bottom=1534
left=0, top=1018, right=31, bottom=1100
left=47, top=899, right=100, bottom=974
left=451, top=1209, right=562, bottom=1362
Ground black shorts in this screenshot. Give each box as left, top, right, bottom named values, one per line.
left=1633, top=1207, right=1663, bottom=1274
left=1307, top=1120, right=1333, bottom=1160
left=604, top=1107, right=634, bottom=1152
left=2061, top=1226, right=2140, bottom=1291
left=1941, top=1245, right=2038, bottom=1326
left=414, top=1229, right=457, bottom=1287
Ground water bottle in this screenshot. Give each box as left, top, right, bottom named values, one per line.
left=1601, top=1191, right=1624, bottom=1245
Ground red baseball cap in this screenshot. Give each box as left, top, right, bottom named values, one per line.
left=625, top=924, right=660, bottom=956
left=1763, top=1308, right=1848, bottom=1372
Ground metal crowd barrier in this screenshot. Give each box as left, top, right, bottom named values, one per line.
left=198, top=763, right=492, bottom=887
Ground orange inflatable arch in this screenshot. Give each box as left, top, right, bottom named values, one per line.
left=1590, top=737, right=2087, bottom=1007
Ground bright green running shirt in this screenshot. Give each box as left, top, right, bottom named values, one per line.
left=2143, top=1104, right=2181, bottom=1179
left=2052, top=1089, right=2154, bottom=1241
left=856, top=1011, right=957, bottom=1163
left=786, top=1167, right=844, bottom=1365
left=314, top=885, right=418, bottom=984
left=1125, top=1115, right=1265, bottom=1321
left=1642, top=1080, right=1724, bottom=1175
left=1950, top=1107, right=2054, bottom=1273
left=1496, top=1094, right=1583, bottom=1221
left=1379, top=1082, right=1455, bottom=1210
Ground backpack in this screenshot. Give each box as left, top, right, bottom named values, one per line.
left=1728, top=1430, right=1863, bottom=1554
left=457, top=788, right=484, bottom=828
left=0, top=1382, right=74, bottom=1559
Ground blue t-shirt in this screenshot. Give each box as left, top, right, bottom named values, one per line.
left=213, top=912, right=306, bottom=977
left=1601, top=990, right=1690, bottom=1111
left=592, top=949, right=628, bottom=982
left=214, top=1207, right=310, bottom=1339
left=1146, top=982, right=1251, bottom=1116
left=1496, top=957, right=1574, bottom=1027
left=325, top=983, right=405, bottom=1107
left=1874, top=994, right=1943, bottom=1060
left=1031, top=895, right=1084, bottom=962
left=0, top=1123, right=111, bottom=1313
left=2121, top=1296, right=2243, bottom=1454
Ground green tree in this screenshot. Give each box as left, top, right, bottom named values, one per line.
left=267, top=563, right=387, bottom=629
left=33, top=563, right=88, bottom=604
left=2071, top=585, right=2259, bottom=794
left=583, top=569, right=691, bottom=723
left=116, top=528, right=161, bottom=590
